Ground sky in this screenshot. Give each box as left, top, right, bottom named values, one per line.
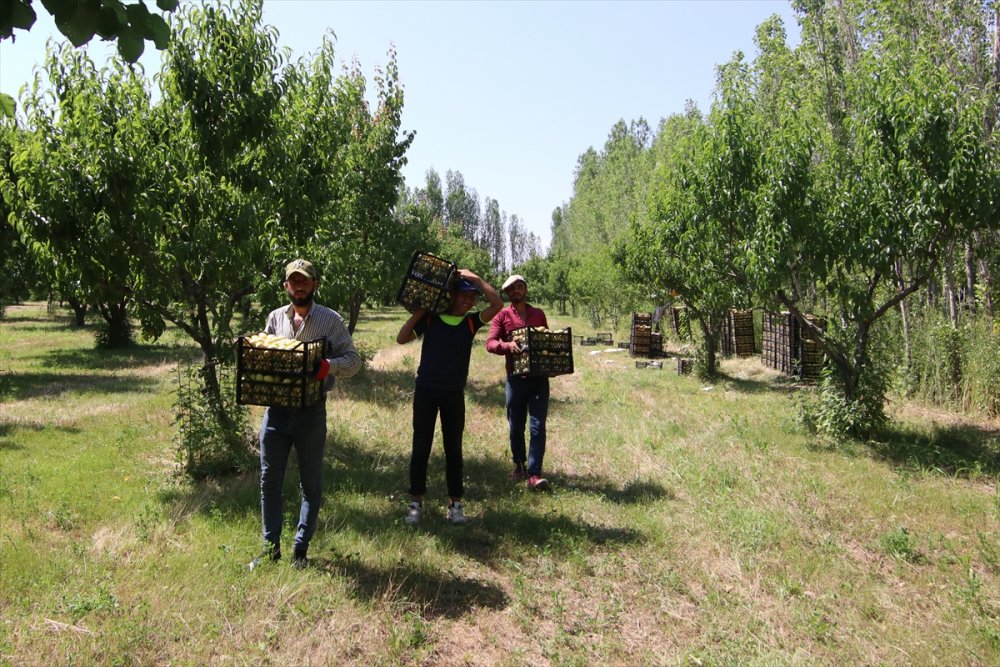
left=0, top=0, right=800, bottom=250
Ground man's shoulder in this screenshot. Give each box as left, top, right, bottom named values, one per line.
left=267, top=304, right=291, bottom=320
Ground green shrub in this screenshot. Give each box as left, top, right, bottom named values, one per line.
left=174, top=361, right=256, bottom=480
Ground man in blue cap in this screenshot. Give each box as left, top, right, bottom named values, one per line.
left=396, top=269, right=502, bottom=525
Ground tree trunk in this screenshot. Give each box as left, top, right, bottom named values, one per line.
left=66, top=297, right=88, bottom=327
left=348, top=289, right=364, bottom=335
left=964, top=241, right=976, bottom=314
left=894, top=259, right=912, bottom=371
left=97, top=301, right=132, bottom=347
left=944, top=249, right=959, bottom=326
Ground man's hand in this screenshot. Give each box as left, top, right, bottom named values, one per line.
left=315, top=359, right=331, bottom=380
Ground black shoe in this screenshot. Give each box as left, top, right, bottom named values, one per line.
left=291, top=547, right=308, bottom=570
left=247, top=543, right=281, bottom=571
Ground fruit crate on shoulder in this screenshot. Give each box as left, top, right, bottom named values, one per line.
left=236, top=333, right=326, bottom=408
left=396, top=251, right=456, bottom=313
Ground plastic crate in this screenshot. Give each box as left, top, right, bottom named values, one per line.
left=595, top=333, right=613, bottom=344
left=510, top=327, right=574, bottom=377
left=396, top=251, right=456, bottom=313
left=236, top=336, right=326, bottom=408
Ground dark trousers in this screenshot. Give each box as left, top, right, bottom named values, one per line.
left=409, top=385, right=465, bottom=499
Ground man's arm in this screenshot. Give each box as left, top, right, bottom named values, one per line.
left=324, top=315, right=363, bottom=379
left=486, top=311, right=522, bottom=355
left=397, top=309, right=426, bottom=344
left=457, top=269, right=503, bottom=323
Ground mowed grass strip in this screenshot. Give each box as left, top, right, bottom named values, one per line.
left=1, top=302, right=997, bottom=665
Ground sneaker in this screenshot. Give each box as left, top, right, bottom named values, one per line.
left=291, top=547, right=308, bottom=570
left=527, top=475, right=549, bottom=491
left=405, top=501, right=422, bottom=526
left=511, top=464, right=527, bottom=483
left=247, top=543, right=281, bottom=571
left=446, top=502, right=466, bottom=525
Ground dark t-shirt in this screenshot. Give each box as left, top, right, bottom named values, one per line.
left=413, top=311, right=486, bottom=391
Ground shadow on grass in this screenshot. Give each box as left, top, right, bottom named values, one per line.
left=0, top=371, right=161, bottom=401
left=0, top=421, right=82, bottom=450
left=865, top=421, right=1000, bottom=477
left=315, top=554, right=509, bottom=618
left=716, top=372, right=814, bottom=395
left=39, top=344, right=198, bottom=371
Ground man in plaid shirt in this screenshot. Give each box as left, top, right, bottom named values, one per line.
left=249, top=259, right=362, bottom=571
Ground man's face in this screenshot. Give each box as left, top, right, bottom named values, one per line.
left=285, top=272, right=317, bottom=306
left=450, top=289, right=478, bottom=315
left=504, top=280, right=527, bottom=304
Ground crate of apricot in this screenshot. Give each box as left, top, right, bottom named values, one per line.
left=236, top=333, right=326, bottom=408
left=396, top=251, right=456, bottom=313
left=510, top=326, right=574, bottom=378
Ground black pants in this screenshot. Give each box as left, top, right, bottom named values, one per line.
left=409, top=385, right=465, bottom=499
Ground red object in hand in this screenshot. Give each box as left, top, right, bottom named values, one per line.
left=315, top=359, right=330, bottom=381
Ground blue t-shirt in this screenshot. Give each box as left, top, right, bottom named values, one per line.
left=413, top=311, right=485, bottom=391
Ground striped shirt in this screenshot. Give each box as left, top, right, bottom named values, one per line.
left=264, top=302, right=362, bottom=392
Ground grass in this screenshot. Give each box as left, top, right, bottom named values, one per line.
left=1, top=302, right=999, bottom=665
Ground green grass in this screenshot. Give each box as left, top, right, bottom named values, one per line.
left=1, top=302, right=999, bottom=665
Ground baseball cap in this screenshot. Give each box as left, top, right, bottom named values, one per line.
left=454, top=278, right=481, bottom=293
left=285, top=259, right=317, bottom=280
left=502, top=274, right=526, bottom=291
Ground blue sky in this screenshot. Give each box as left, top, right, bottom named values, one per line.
left=1, top=0, right=800, bottom=249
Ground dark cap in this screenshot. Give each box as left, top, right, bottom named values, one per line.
left=453, top=278, right=481, bottom=293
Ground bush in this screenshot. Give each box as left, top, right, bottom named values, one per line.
left=799, top=346, right=890, bottom=440
left=174, top=361, right=256, bottom=480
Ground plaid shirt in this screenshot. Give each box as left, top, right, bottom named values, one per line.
left=265, top=302, right=362, bottom=392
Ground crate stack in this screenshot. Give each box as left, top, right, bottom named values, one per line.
left=762, top=311, right=826, bottom=379
left=762, top=311, right=795, bottom=374
left=799, top=315, right=826, bottom=379
left=650, top=332, right=663, bottom=358
left=731, top=309, right=756, bottom=356
left=396, top=251, right=456, bottom=313
left=630, top=312, right=653, bottom=357
left=236, top=336, right=327, bottom=408
left=510, top=327, right=574, bottom=377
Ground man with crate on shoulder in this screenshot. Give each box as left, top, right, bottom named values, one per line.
left=249, top=259, right=362, bottom=571
left=486, top=274, right=552, bottom=491
left=397, top=269, right=503, bottom=526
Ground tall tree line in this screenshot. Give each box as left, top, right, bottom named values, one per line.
left=546, top=0, right=999, bottom=435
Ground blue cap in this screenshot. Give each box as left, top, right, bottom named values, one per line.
left=453, top=278, right=481, bottom=293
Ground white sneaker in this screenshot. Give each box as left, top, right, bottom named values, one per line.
left=446, top=502, right=466, bottom=525
left=405, top=502, right=422, bottom=526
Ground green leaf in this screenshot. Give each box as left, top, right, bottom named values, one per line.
left=0, top=93, right=16, bottom=119
left=117, top=30, right=144, bottom=63
left=8, top=0, right=38, bottom=31
left=156, top=0, right=179, bottom=11
left=55, top=3, right=100, bottom=47
left=148, top=14, right=170, bottom=49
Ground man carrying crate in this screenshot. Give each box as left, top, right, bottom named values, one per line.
left=249, top=259, right=362, bottom=571
left=486, top=274, right=552, bottom=491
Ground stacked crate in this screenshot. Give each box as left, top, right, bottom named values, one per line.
left=396, top=251, right=456, bottom=313
left=236, top=336, right=327, bottom=408
left=762, top=311, right=826, bottom=379
left=510, top=327, right=574, bottom=377
left=799, top=315, right=826, bottom=379
left=720, top=309, right=756, bottom=357
left=630, top=312, right=653, bottom=357
left=650, top=332, right=663, bottom=358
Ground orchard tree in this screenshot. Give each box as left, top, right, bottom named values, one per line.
left=6, top=44, right=148, bottom=344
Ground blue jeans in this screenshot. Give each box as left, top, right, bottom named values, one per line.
left=259, top=405, right=327, bottom=553
left=505, top=376, right=549, bottom=476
